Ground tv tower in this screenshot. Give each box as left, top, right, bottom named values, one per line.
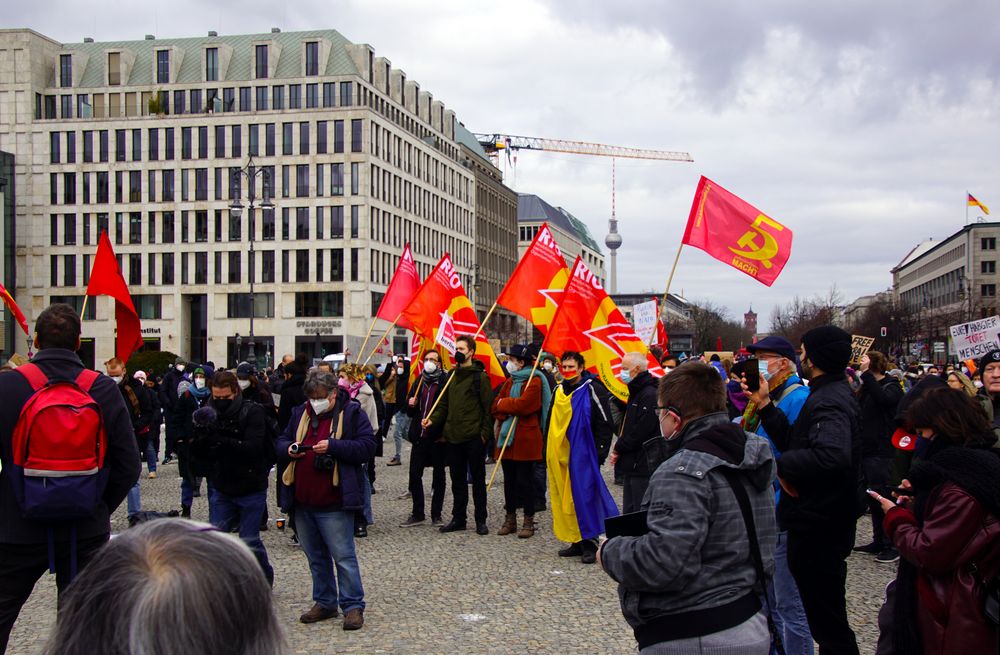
left=605, top=159, right=623, bottom=293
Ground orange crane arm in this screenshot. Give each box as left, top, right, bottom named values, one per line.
left=473, top=133, right=693, bottom=162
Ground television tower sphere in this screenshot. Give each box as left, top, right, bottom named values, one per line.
left=605, top=232, right=622, bottom=250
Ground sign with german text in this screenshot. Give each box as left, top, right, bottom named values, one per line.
left=850, top=335, right=876, bottom=365
left=632, top=300, right=658, bottom=345
left=950, top=316, right=1000, bottom=360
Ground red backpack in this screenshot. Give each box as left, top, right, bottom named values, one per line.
left=10, top=363, right=109, bottom=521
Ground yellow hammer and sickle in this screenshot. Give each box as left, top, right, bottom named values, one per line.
left=729, top=214, right=784, bottom=268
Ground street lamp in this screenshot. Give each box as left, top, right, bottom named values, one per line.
left=229, top=156, right=274, bottom=368
left=235, top=333, right=242, bottom=366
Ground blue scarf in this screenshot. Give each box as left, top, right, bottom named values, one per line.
left=189, top=382, right=210, bottom=402
left=498, top=366, right=553, bottom=448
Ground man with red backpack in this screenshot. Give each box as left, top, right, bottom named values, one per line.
left=0, top=303, right=141, bottom=652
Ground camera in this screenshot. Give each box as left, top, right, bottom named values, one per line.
left=312, top=453, right=336, bottom=471
left=289, top=442, right=313, bottom=455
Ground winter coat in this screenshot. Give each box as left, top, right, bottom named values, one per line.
left=859, top=372, right=904, bottom=459
left=601, top=412, right=777, bottom=644
left=491, top=375, right=544, bottom=462
left=189, top=396, right=271, bottom=497
left=613, top=371, right=661, bottom=477
left=758, top=372, right=862, bottom=531
left=159, top=368, right=185, bottom=424
left=276, top=391, right=377, bottom=512
left=277, top=372, right=306, bottom=433
left=428, top=361, right=494, bottom=444
left=0, top=348, right=141, bottom=544
left=406, top=374, right=444, bottom=443
left=354, top=382, right=379, bottom=434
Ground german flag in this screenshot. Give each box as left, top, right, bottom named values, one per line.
left=969, top=193, right=991, bottom=215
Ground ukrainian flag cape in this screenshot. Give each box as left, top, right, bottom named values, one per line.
left=546, top=380, right=619, bottom=542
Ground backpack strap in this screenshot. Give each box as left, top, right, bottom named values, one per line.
left=74, top=369, right=100, bottom=393
left=16, top=362, right=49, bottom=392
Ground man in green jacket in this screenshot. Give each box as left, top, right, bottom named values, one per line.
left=423, top=335, right=494, bottom=535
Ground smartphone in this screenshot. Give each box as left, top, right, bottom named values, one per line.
left=744, top=359, right=760, bottom=392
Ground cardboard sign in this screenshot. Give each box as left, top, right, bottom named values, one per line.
left=850, top=335, right=875, bottom=365
left=950, top=316, right=1000, bottom=361
left=632, top=300, right=658, bottom=345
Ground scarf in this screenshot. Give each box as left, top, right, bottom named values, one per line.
left=497, top=367, right=553, bottom=448
left=339, top=378, right=365, bottom=399
left=189, top=382, right=211, bottom=402
left=741, top=369, right=794, bottom=433
left=282, top=405, right=345, bottom=488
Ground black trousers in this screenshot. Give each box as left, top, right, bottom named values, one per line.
left=787, top=523, right=860, bottom=655
left=533, top=461, right=547, bottom=508
left=447, top=438, right=488, bottom=525
left=409, top=439, right=447, bottom=520
left=501, top=459, right=536, bottom=516
left=861, top=456, right=892, bottom=548
left=622, top=473, right=650, bottom=514
left=0, top=534, right=108, bottom=652
left=164, top=421, right=179, bottom=457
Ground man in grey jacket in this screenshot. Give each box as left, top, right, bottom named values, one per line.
left=599, top=362, right=777, bottom=654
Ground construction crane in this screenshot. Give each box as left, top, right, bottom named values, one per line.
left=473, top=133, right=693, bottom=293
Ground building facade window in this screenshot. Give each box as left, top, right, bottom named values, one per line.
left=156, top=50, right=170, bottom=84
left=206, top=47, right=219, bottom=81
left=255, top=45, right=268, bottom=79
left=305, top=42, right=319, bottom=76
left=60, top=54, right=72, bottom=87
left=295, top=291, right=343, bottom=317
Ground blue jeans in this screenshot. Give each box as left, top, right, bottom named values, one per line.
left=126, top=481, right=141, bottom=516
left=180, top=475, right=202, bottom=507
left=143, top=439, right=158, bottom=473
left=393, top=411, right=410, bottom=458
left=294, top=507, right=365, bottom=612
left=360, top=463, right=374, bottom=525
left=767, top=531, right=814, bottom=655
left=208, top=488, right=273, bottom=584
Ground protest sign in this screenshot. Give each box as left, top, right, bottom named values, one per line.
left=850, top=335, right=875, bottom=365
left=632, top=300, right=658, bottom=345
left=949, top=316, right=1000, bottom=361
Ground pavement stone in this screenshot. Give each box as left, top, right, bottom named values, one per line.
left=7, top=438, right=896, bottom=654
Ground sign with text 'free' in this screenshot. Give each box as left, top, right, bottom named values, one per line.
left=950, top=316, right=1000, bottom=360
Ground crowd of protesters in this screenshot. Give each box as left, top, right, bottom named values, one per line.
left=1, top=302, right=1000, bottom=653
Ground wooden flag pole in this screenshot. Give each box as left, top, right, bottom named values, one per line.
left=486, top=354, right=543, bottom=491
left=659, top=242, right=685, bottom=332
left=362, top=312, right=402, bottom=366
left=80, top=294, right=90, bottom=319
left=356, top=317, right=380, bottom=365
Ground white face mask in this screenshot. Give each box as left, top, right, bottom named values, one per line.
left=396, top=366, right=404, bottom=375
left=542, top=361, right=554, bottom=372
left=194, top=378, right=206, bottom=389
left=110, top=375, right=123, bottom=385
left=237, top=379, right=251, bottom=390
left=423, top=361, right=438, bottom=373
left=176, top=364, right=185, bottom=372
left=508, top=360, right=523, bottom=373
left=310, top=398, right=331, bottom=415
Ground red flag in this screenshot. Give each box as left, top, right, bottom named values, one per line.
left=400, top=253, right=505, bottom=388
left=375, top=243, right=420, bottom=330
left=496, top=222, right=570, bottom=335
left=86, top=231, right=143, bottom=363
left=715, top=336, right=724, bottom=351
left=0, top=283, right=29, bottom=336
left=655, top=301, right=668, bottom=349
left=545, top=257, right=664, bottom=402
left=683, top=176, right=793, bottom=287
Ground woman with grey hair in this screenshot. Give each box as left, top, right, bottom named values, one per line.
left=42, top=519, right=285, bottom=655
left=277, top=367, right=378, bottom=629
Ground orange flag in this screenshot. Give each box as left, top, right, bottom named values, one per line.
left=400, top=253, right=505, bottom=388
left=545, top=257, right=663, bottom=402
left=683, top=176, right=793, bottom=287
left=0, top=282, right=29, bottom=336
left=86, top=230, right=143, bottom=363
left=496, top=222, right=570, bottom=335
left=407, top=333, right=451, bottom=389
left=375, top=243, right=420, bottom=330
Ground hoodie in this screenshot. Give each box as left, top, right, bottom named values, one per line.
left=601, top=412, right=777, bottom=640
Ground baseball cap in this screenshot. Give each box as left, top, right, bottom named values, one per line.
left=747, top=336, right=798, bottom=362
left=236, top=362, right=255, bottom=379
left=891, top=427, right=916, bottom=451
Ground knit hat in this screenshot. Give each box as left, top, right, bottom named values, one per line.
left=236, top=362, right=255, bottom=379
left=133, top=370, right=147, bottom=382
left=800, top=325, right=852, bottom=374
left=979, top=349, right=1000, bottom=375
left=193, top=367, right=206, bottom=378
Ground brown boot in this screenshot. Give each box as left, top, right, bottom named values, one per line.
left=497, top=512, right=518, bottom=536
left=343, top=607, right=364, bottom=631
left=518, top=515, right=535, bottom=539
left=300, top=603, right=338, bottom=624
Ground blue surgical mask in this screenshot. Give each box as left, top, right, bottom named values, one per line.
left=914, top=435, right=934, bottom=458
left=620, top=369, right=632, bottom=385
left=758, top=359, right=771, bottom=381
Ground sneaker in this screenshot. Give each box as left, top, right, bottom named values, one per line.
left=399, top=515, right=425, bottom=527
left=387, top=457, right=402, bottom=466
left=147, top=471, right=157, bottom=479
left=354, top=524, right=368, bottom=538
left=342, top=607, right=364, bottom=631
left=300, top=603, right=338, bottom=624
left=161, top=456, right=173, bottom=465
left=431, top=516, right=444, bottom=527
left=852, top=541, right=882, bottom=555
left=396, top=490, right=412, bottom=500
left=875, top=548, right=900, bottom=564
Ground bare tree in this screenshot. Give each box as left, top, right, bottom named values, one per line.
left=685, top=300, right=754, bottom=352
left=769, top=286, right=844, bottom=342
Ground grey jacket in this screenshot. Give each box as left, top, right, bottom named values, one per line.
left=601, top=412, right=777, bottom=630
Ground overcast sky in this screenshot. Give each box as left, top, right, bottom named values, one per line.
left=13, top=1, right=1000, bottom=330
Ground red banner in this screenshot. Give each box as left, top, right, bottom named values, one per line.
left=0, top=283, right=29, bottom=336
left=545, top=257, right=663, bottom=402
left=496, top=222, right=570, bottom=335
left=400, top=254, right=505, bottom=389
left=376, top=243, right=420, bottom=330
left=86, top=231, right=143, bottom=363
left=683, top=176, right=792, bottom=287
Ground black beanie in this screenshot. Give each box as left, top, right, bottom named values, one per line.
left=801, top=325, right=852, bottom=375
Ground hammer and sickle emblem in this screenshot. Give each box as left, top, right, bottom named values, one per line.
left=729, top=214, right=784, bottom=268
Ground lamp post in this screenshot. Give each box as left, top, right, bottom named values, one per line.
left=235, top=333, right=242, bottom=367
left=228, top=156, right=274, bottom=368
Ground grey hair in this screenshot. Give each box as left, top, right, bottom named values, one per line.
left=42, top=519, right=285, bottom=655
left=622, top=351, right=648, bottom=371
left=303, top=368, right=339, bottom=396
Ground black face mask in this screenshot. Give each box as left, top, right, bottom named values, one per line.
left=454, top=351, right=467, bottom=365
left=213, top=398, right=233, bottom=414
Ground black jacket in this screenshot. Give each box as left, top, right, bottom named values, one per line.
left=759, top=373, right=862, bottom=530
left=118, top=377, right=155, bottom=437
left=614, top=371, right=661, bottom=476
left=190, top=396, right=271, bottom=497
left=159, top=368, right=184, bottom=424
left=0, top=349, right=141, bottom=544
left=858, top=372, right=903, bottom=459
left=277, top=372, right=306, bottom=434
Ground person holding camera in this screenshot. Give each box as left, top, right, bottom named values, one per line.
left=189, top=370, right=274, bottom=585
left=277, top=368, right=377, bottom=630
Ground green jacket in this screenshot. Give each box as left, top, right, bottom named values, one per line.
left=429, top=361, right=494, bottom=444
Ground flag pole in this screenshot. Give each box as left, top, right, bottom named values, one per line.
left=80, top=294, right=90, bottom=319
left=659, top=241, right=685, bottom=320
left=486, top=353, right=542, bottom=491
left=966, top=191, right=970, bottom=226
left=362, top=312, right=401, bottom=366
left=356, top=317, right=380, bottom=365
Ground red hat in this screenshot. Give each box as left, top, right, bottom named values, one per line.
left=891, top=427, right=916, bottom=451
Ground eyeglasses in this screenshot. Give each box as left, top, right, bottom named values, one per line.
left=656, top=405, right=682, bottom=419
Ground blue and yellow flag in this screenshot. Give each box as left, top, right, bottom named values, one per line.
left=547, top=381, right=619, bottom=542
